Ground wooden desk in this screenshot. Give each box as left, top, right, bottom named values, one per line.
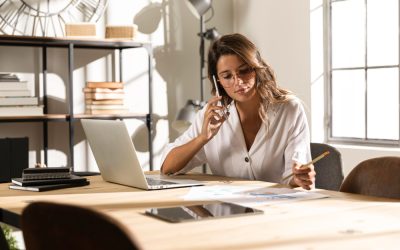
left=1, top=173, right=400, bottom=249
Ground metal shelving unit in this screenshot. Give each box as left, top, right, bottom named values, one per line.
left=0, top=35, right=154, bottom=171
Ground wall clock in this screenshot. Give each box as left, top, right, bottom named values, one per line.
left=0, top=0, right=108, bottom=37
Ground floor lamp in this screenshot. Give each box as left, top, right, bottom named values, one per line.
left=173, top=0, right=220, bottom=173
left=173, top=0, right=220, bottom=129
left=186, top=0, right=220, bottom=103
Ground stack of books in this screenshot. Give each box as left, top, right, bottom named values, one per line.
left=9, top=167, right=89, bottom=192
left=0, top=73, right=43, bottom=116
left=84, top=81, right=128, bottom=114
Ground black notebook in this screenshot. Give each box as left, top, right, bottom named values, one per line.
left=11, top=175, right=87, bottom=187
left=22, top=167, right=71, bottom=174
left=22, top=167, right=72, bottom=180
left=9, top=180, right=90, bottom=192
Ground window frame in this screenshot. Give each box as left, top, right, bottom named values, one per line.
left=325, top=0, right=400, bottom=147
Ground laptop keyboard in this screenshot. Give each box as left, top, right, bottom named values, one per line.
left=146, top=178, right=176, bottom=186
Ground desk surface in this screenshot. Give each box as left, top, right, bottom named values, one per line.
left=1, top=173, right=400, bottom=250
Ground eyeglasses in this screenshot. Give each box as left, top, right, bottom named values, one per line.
left=217, top=66, right=255, bottom=87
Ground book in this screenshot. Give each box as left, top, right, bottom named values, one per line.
left=0, top=73, right=20, bottom=82
left=0, top=97, right=38, bottom=106
left=0, top=105, right=43, bottom=116
left=84, top=92, right=124, bottom=100
left=23, top=167, right=71, bottom=174
left=86, top=82, right=124, bottom=89
left=22, top=167, right=72, bottom=180
left=12, top=175, right=87, bottom=186
left=85, top=99, right=124, bottom=105
left=85, top=109, right=129, bottom=115
left=85, top=104, right=126, bottom=110
left=9, top=180, right=90, bottom=192
left=83, top=87, right=124, bottom=93
left=0, top=81, right=29, bottom=90
left=0, top=90, right=31, bottom=97
left=22, top=172, right=71, bottom=180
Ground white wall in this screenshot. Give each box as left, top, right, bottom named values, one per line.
left=0, top=0, right=233, bottom=171
left=233, top=0, right=311, bottom=123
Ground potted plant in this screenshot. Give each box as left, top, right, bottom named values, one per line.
left=1, top=224, right=18, bottom=250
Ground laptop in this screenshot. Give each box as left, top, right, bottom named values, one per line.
left=81, top=119, right=203, bottom=190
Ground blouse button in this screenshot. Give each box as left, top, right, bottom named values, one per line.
left=244, top=157, right=249, bottom=162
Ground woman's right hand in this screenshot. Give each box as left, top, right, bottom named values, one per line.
left=199, top=96, right=228, bottom=142
left=161, top=96, right=228, bottom=175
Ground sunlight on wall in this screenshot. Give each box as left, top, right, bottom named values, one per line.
left=310, top=0, right=325, bottom=142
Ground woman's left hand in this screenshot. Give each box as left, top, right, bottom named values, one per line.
left=289, top=162, right=316, bottom=190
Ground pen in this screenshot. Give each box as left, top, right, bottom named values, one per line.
left=282, top=151, right=330, bottom=182
left=212, top=75, right=229, bottom=119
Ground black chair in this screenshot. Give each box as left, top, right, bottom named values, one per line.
left=21, top=201, right=142, bottom=250
left=340, top=156, right=400, bottom=199
left=311, top=143, right=344, bottom=191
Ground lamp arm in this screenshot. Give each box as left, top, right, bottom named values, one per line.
left=199, top=15, right=205, bottom=102
left=204, top=6, right=214, bottom=23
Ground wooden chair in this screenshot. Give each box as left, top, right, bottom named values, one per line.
left=311, top=143, right=344, bottom=191
left=21, top=201, right=142, bottom=250
left=340, top=156, right=400, bottom=199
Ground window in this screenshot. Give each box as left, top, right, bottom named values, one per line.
left=327, top=0, right=400, bottom=145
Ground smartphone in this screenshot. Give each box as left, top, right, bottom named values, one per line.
left=145, top=202, right=263, bottom=223
left=212, top=75, right=229, bottom=119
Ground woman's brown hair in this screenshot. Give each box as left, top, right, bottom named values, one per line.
left=207, top=33, right=293, bottom=124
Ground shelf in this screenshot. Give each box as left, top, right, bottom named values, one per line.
left=0, top=35, right=151, bottom=50
left=73, top=113, right=148, bottom=120
left=0, top=113, right=149, bottom=122
left=0, top=114, right=68, bottom=122
left=0, top=35, right=154, bottom=170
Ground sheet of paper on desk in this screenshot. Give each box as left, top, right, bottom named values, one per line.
left=182, top=185, right=329, bottom=207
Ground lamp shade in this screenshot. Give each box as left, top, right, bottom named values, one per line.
left=172, top=100, right=204, bottom=134
left=204, top=27, right=220, bottom=41
left=186, top=0, right=212, bottom=19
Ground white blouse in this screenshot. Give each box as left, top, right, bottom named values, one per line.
left=160, top=97, right=311, bottom=185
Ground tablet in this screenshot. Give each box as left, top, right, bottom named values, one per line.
left=145, top=202, right=263, bottom=223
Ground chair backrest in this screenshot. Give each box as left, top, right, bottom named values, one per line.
left=340, top=156, right=400, bottom=199
left=21, top=201, right=141, bottom=250
left=311, top=143, right=344, bottom=191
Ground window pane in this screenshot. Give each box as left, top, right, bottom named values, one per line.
left=367, top=0, right=399, bottom=66
left=367, top=68, right=399, bottom=140
left=332, top=70, right=365, bottom=138
left=331, top=0, right=365, bottom=68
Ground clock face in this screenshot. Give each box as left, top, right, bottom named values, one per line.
left=0, top=0, right=108, bottom=37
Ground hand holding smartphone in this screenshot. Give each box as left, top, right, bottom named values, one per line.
left=212, top=75, right=229, bottom=119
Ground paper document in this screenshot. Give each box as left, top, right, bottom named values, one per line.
left=182, top=185, right=329, bottom=207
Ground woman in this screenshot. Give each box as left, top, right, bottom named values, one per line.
left=161, top=33, right=315, bottom=190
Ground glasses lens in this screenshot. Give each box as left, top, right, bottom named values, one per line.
left=238, top=67, right=254, bottom=78
left=218, top=67, right=254, bottom=87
